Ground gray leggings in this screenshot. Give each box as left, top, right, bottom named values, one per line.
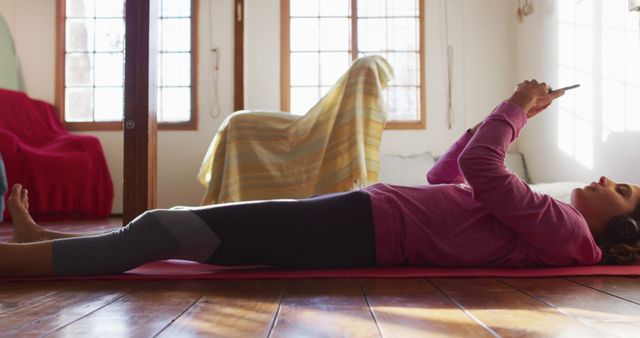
left=52, top=190, right=376, bottom=276
left=52, top=208, right=220, bottom=275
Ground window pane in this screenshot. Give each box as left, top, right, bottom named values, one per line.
left=319, top=18, right=350, bottom=51
left=161, top=53, right=191, bottom=86
left=358, top=18, right=386, bottom=52
left=161, top=87, right=191, bottom=122
left=558, top=23, right=575, bottom=67
left=575, top=26, right=593, bottom=73
left=575, top=71, right=594, bottom=121
left=157, top=88, right=163, bottom=120
left=95, top=19, right=125, bottom=52
left=66, top=19, right=94, bottom=52
left=95, top=0, right=124, bottom=18
left=290, top=87, right=319, bottom=115
left=162, top=0, right=191, bottom=17
left=626, top=7, right=639, bottom=30
left=388, top=52, right=418, bottom=86
left=558, top=0, right=575, bottom=23
left=161, top=18, right=191, bottom=52
left=66, top=88, right=94, bottom=122
left=320, top=52, right=350, bottom=86
left=290, top=18, right=319, bottom=51
left=94, top=53, right=124, bottom=86
left=67, top=0, right=94, bottom=18
left=320, top=0, right=349, bottom=16
left=602, top=0, right=625, bottom=29
left=601, top=79, right=625, bottom=131
left=387, top=86, right=418, bottom=121
left=358, top=0, right=387, bottom=17
left=557, top=66, right=576, bottom=111
left=602, top=28, right=625, bottom=80
left=66, top=53, right=93, bottom=86
left=626, top=31, right=640, bottom=86
left=389, top=18, right=417, bottom=51
left=94, top=87, right=123, bottom=121
left=291, top=0, right=319, bottom=17
left=390, top=0, right=418, bottom=17
left=290, top=52, right=319, bottom=85
left=575, top=0, right=593, bottom=26
left=320, top=86, right=332, bottom=97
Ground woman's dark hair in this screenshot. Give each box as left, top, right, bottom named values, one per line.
left=598, top=204, right=640, bottom=265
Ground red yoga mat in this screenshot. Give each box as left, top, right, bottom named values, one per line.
left=3, top=260, right=640, bottom=282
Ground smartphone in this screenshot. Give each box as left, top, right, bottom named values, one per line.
left=548, top=84, right=580, bottom=93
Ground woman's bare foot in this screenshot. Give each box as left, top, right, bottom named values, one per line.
left=7, top=184, right=46, bottom=243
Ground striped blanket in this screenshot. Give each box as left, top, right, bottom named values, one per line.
left=197, top=55, right=394, bottom=204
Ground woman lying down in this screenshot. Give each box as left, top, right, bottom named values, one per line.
left=2, top=80, right=640, bottom=277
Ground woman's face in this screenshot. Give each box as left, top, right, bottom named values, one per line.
left=571, top=176, right=640, bottom=237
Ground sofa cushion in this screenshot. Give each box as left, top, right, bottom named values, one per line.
left=378, top=151, right=531, bottom=186
left=378, top=152, right=435, bottom=186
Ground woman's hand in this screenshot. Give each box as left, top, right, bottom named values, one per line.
left=507, top=80, right=565, bottom=119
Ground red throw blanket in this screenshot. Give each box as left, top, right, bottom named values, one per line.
left=0, top=89, right=113, bottom=221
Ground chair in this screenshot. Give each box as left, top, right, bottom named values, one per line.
left=0, top=88, right=113, bottom=221
left=198, top=55, right=394, bottom=204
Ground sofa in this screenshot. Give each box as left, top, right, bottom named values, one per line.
left=378, top=152, right=585, bottom=203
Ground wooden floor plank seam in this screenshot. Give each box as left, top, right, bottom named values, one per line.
left=152, top=293, right=207, bottom=337
left=0, top=290, right=61, bottom=315
left=357, top=278, right=385, bottom=338
left=565, top=277, right=640, bottom=307
left=426, top=278, right=502, bottom=338
left=266, top=279, right=290, bottom=338
left=41, top=292, right=129, bottom=337
left=498, top=278, right=609, bottom=335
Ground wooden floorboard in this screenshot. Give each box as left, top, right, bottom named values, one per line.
left=503, top=277, right=640, bottom=336
left=156, top=280, right=286, bottom=338
left=47, top=281, right=205, bottom=337
left=568, top=277, right=640, bottom=305
left=360, top=278, right=494, bottom=337
left=0, top=281, right=128, bottom=338
left=269, top=279, right=381, bottom=337
left=0, top=282, right=61, bottom=315
left=431, top=277, right=605, bottom=337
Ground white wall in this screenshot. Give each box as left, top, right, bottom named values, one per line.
left=515, top=0, right=640, bottom=184
left=1, top=0, right=517, bottom=213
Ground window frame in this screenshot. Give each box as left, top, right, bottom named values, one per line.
left=55, top=0, right=199, bottom=131
left=280, top=0, right=426, bottom=130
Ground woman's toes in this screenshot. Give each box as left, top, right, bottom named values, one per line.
left=21, top=189, right=28, bottom=206
left=9, top=184, right=22, bottom=200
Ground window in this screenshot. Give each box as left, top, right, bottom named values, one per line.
left=56, top=0, right=198, bottom=130
left=556, top=0, right=639, bottom=169
left=281, top=0, right=425, bottom=129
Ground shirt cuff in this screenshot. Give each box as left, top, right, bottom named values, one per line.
left=494, top=101, right=528, bottom=131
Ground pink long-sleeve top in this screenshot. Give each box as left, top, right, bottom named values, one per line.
left=363, top=102, right=602, bottom=267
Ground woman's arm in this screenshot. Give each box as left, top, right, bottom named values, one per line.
left=457, top=81, right=599, bottom=264
left=426, top=121, right=483, bottom=185
left=457, top=80, right=563, bottom=216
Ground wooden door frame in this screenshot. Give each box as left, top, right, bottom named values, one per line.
left=123, top=0, right=158, bottom=224
left=234, top=0, right=244, bottom=111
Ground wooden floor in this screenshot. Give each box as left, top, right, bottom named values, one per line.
left=2, top=221, right=640, bottom=337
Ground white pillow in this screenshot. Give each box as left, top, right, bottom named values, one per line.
left=505, top=152, right=530, bottom=183
left=529, top=181, right=587, bottom=203
left=378, top=152, right=435, bottom=186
